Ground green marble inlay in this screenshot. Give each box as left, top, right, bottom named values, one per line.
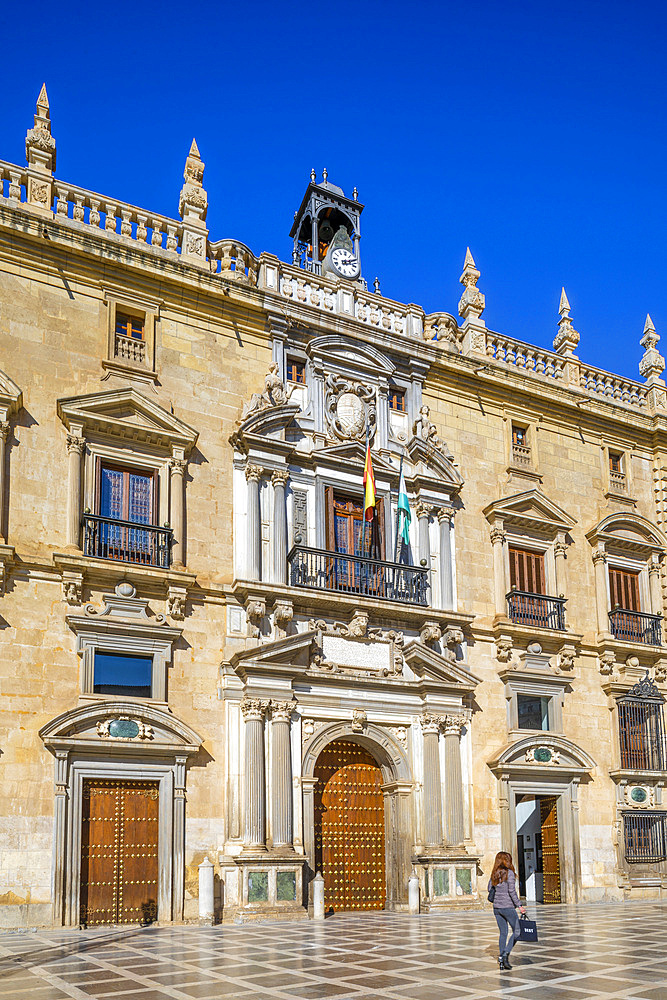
left=276, top=871, right=296, bottom=902
left=534, top=746, right=552, bottom=763
left=631, top=786, right=648, bottom=803
left=108, top=718, right=139, bottom=739
left=432, top=868, right=449, bottom=896
left=456, top=868, right=472, bottom=895
left=247, top=871, right=268, bottom=903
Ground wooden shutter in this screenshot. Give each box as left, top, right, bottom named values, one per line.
left=509, top=546, right=545, bottom=594
left=325, top=487, right=336, bottom=551
left=609, top=567, right=640, bottom=611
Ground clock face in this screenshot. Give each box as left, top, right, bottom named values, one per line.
left=330, top=247, right=360, bottom=279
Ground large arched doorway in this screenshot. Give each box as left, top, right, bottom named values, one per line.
left=314, top=739, right=386, bottom=911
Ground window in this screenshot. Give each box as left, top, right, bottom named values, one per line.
left=82, top=463, right=171, bottom=568
left=511, top=426, right=531, bottom=466
left=115, top=312, right=144, bottom=340
left=93, top=651, right=153, bottom=698
left=326, top=491, right=384, bottom=560
left=517, top=694, right=550, bottom=731
left=609, top=452, right=623, bottom=475
left=512, top=426, right=527, bottom=446
left=509, top=547, right=545, bottom=594
left=286, top=359, right=306, bottom=384
left=618, top=692, right=666, bottom=770
left=623, top=812, right=667, bottom=862
left=389, top=388, right=406, bottom=412
left=609, top=567, right=640, bottom=611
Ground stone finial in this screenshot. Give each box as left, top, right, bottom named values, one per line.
left=457, top=247, right=485, bottom=324
left=25, top=83, right=56, bottom=171
left=179, top=138, right=208, bottom=265
left=553, top=287, right=580, bottom=356
left=639, top=313, right=666, bottom=384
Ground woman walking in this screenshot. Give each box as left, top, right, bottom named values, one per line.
left=488, top=851, right=526, bottom=970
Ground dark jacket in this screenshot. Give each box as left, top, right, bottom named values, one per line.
left=488, top=869, right=520, bottom=909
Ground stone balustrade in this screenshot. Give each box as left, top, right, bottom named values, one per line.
left=209, top=239, right=258, bottom=283
left=579, top=364, right=648, bottom=408
left=486, top=331, right=566, bottom=380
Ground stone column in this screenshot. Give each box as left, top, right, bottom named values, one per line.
left=66, top=433, right=85, bottom=550
left=649, top=556, right=662, bottom=617
left=272, top=469, right=289, bottom=585
left=270, top=700, right=295, bottom=850
left=0, top=421, right=10, bottom=542
left=592, top=547, right=610, bottom=634
left=242, top=698, right=268, bottom=851
left=170, top=454, right=187, bottom=568
left=490, top=522, right=506, bottom=617
left=438, top=509, right=454, bottom=610
left=416, top=501, right=433, bottom=604
left=421, top=715, right=443, bottom=849
left=554, top=532, right=568, bottom=598
left=52, top=750, right=68, bottom=925
left=245, top=464, right=263, bottom=581
left=173, top=755, right=187, bottom=922
left=443, top=715, right=466, bottom=847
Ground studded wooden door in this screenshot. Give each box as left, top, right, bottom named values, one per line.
left=314, top=740, right=385, bottom=911
left=539, top=795, right=562, bottom=904
left=80, top=779, right=159, bottom=926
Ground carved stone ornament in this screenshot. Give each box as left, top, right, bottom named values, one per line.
left=301, top=718, right=326, bottom=743
left=458, top=248, right=485, bottom=322
left=270, top=700, right=295, bottom=723
left=525, top=745, right=561, bottom=765
left=273, top=600, right=294, bottom=636
left=96, top=717, right=153, bottom=741
left=325, top=374, right=376, bottom=442
left=420, top=713, right=442, bottom=734
left=624, top=784, right=655, bottom=808
left=351, top=708, right=367, bottom=733
left=420, top=620, right=442, bottom=645
left=309, top=612, right=368, bottom=638
left=639, top=315, right=665, bottom=383
left=599, top=650, right=617, bottom=677
left=240, top=363, right=296, bottom=423
left=167, top=584, right=187, bottom=621
left=245, top=599, right=266, bottom=637
left=554, top=644, right=576, bottom=672
left=496, top=634, right=514, bottom=664
left=241, top=698, right=268, bottom=722
left=553, top=288, right=580, bottom=356
left=390, top=725, right=409, bottom=748
left=412, top=405, right=453, bottom=460
left=443, top=714, right=465, bottom=737
left=442, top=626, right=464, bottom=663
left=62, top=573, right=83, bottom=606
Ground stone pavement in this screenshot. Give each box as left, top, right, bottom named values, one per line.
left=0, top=901, right=666, bottom=1000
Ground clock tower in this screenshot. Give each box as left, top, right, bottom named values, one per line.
left=290, top=169, right=364, bottom=282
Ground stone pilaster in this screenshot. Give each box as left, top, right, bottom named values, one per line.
left=438, top=508, right=454, bottom=609
left=416, top=501, right=433, bottom=604
left=489, top=522, right=506, bottom=617
left=270, top=700, right=295, bottom=850
left=66, top=432, right=85, bottom=550
left=554, top=532, right=568, bottom=599
left=0, top=421, right=10, bottom=543
left=421, top=714, right=443, bottom=849
left=443, top=715, right=466, bottom=847
left=592, top=546, right=611, bottom=636
left=272, top=469, right=289, bottom=584
left=242, top=698, right=269, bottom=852
left=169, top=454, right=187, bottom=568
left=245, top=463, right=263, bottom=580
left=649, top=556, right=662, bottom=617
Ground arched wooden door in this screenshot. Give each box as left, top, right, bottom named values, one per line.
left=314, top=740, right=386, bottom=911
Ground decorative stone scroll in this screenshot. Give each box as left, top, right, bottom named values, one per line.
left=324, top=374, right=376, bottom=442
left=96, top=717, right=154, bottom=741
left=308, top=616, right=404, bottom=677
left=240, top=364, right=296, bottom=423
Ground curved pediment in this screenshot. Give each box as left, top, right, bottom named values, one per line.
left=484, top=489, right=576, bottom=534
left=39, top=701, right=202, bottom=755
left=586, top=512, right=667, bottom=554
left=0, top=367, right=22, bottom=418
left=488, top=733, right=596, bottom=776
left=57, top=387, right=198, bottom=452
left=406, top=437, right=464, bottom=489
left=307, top=335, right=396, bottom=379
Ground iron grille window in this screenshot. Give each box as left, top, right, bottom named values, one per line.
left=623, top=812, right=667, bottom=863
left=617, top=673, right=667, bottom=771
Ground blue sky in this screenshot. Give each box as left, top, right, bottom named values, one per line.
left=1, top=0, right=665, bottom=379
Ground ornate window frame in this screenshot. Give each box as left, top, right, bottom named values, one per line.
left=101, top=285, right=161, bottom=385
left=0, top=367, right=22, bottom=590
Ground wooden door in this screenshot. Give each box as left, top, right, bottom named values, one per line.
left=80, top=779, right=159, bottom=926
left=609, top=567, right=641, bottom=611
left=539, top=796, right=561, bottom=904
left=509, top=546, right=545, bottom=594
left=314, top=740, right=385, bottom=911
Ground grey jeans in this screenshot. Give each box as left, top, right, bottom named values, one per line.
left=494, top=907, right=520, bottom=956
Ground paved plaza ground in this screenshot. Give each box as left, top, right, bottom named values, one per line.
left=0, top=901, right=666, bottom=1000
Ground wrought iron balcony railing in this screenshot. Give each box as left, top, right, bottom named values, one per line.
left=288, top=545, right=428, bottom=605
left=506, top=590, right=566, bottom=630
left=609, top=609, right=662, bottom=646
left=82, top=514, right=172, bottom=569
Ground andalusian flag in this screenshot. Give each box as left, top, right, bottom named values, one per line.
left=397, top=463, right=411, bottom=545
left=363, top=440, right=376, bottom=522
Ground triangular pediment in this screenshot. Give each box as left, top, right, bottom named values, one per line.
left=57, top=388, right=198, bottom=451
left=231, top=630, right=316, bottom=675
left=0, top=367, right=22, bottom=417
left=406, top=437, right=464, bottom=488
left=313, top=440, right=396, bottom=477
left=403, top=640, right=481, bottom=691
left=484, top=489, right=576, bottom=532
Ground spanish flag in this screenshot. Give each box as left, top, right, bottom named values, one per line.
left=363, top=440, right=376, bottom=522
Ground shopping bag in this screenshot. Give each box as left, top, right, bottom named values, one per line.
left=518, top=915, right=538, bottom=943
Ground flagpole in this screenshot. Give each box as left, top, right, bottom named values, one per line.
left=360, top=421, right=369, bottom=561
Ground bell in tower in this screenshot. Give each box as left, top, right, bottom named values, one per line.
left=290, top=169, right=364, bottom=283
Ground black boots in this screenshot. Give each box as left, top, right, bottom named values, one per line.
left=498, top=955, right=512, bottom=970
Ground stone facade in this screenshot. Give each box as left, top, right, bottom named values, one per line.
left=1, top=87, right=667, bottom=927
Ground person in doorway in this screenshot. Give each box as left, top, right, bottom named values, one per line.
left=488, top=851, right=526, bottom=970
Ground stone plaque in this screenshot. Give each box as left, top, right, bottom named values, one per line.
left=322, top=636, right=391, bottom=672
left=108, top=718, right=140, bottom=739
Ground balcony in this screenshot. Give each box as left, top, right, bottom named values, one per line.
left=506, top=590, right=566, bottom=630
left=82, top=514, right=172, bottom=569
left=288, top=545, right=428, bottom=605
left=609, top=609, right=662, bottom=646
